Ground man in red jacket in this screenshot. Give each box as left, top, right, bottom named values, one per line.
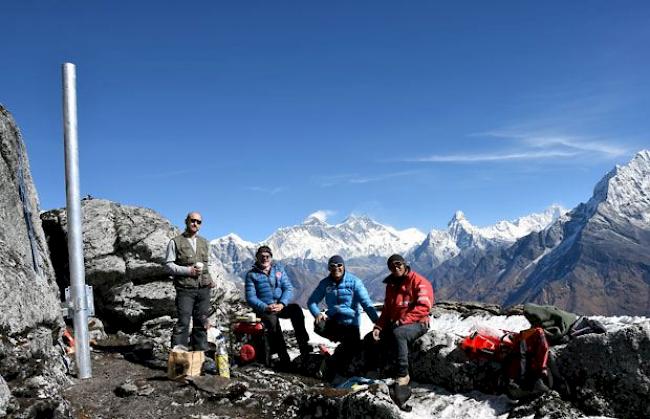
left=372, top=254, right=434, bottom=385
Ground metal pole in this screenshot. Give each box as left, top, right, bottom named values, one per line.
left=62, top=63, right=92, bottom=379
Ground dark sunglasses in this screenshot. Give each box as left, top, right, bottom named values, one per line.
left=258, top=253, right=272, bottom=259
left=389, top=261, right=404, bottom=268
left=328, top=263, right=344, bottom=269
left=189, top=219, right=202, bottom=225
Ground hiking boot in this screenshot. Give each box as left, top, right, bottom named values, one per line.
left=396, top=375, right=410, bottom=386
left=390, top=382, right=412, bottom=411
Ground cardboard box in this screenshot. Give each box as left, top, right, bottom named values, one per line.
left=167, top=348, right=205, bottom=380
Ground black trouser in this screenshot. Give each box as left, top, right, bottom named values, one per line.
left=260, top=303, right=310, bottom=363
left=315, top=319, right=361, bottom=377
left=381, top=322, right=428, bottom=377
left=171, top=287, right=211, bottom=351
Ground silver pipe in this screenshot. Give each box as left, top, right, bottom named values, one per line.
left=62, top=63, right=92, bottom=379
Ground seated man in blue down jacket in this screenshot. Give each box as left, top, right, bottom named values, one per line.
left=245, top=245, right=310, bottom=368
left=307, top=255, right=379, bottom=379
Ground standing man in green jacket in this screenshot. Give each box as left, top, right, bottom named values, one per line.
left=165, top=211, right=214, bottom=352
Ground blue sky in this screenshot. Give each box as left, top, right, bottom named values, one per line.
left=3, top=2, right=649, bottom=241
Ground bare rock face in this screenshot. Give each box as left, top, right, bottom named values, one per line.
left=553, top=322, right=650, bottom=418
left=0, top=105, right=69, bottom=417
left=41, top=199, right=241, bottom=331
left=0, top=106, right=62, bottom=337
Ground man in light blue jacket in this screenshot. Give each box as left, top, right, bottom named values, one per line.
left=307, top=255, right=379, bottom=378
left=245, top=245, right=310, bottom=368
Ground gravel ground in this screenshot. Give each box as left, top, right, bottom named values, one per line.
left=63, top=351, right=318, bottom=419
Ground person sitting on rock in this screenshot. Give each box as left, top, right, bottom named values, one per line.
left=245, top=245, right=311, bottom=369
left=165, top=212, right=214, bottom=355
left=307, top=255, right=379, bottom=380
left=372, top=254, right=434, bottom=387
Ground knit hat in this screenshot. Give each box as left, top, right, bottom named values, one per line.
left=256, top=245, right=273, bottom=257
left=328, top=255, right=345, bottom=266
left=387, top=254, right=406, bottom=266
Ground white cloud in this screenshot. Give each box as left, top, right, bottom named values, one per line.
left=306, top=209, right=336, bottom=223
left=482, top=131, right=628, bottom=157
left=317, top=170, right=422, bottom=186
left=407, top=130, right=629, bottom=164
left=409, top=150, right=579, bottom=163
left=245, top=186, right=286, bottom=194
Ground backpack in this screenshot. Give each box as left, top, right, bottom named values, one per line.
left=459, top=326, right=516, bottom=361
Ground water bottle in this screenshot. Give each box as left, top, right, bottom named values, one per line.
left=215, top=335, right=230, bottom=378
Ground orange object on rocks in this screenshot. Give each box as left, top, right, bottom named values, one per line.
left=63, top=328, right=75, bottom=354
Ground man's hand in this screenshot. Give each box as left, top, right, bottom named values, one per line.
left=190, top=267, right=200, bottom=278
left=267, top=303, right=284, bottom=313
left=372, top=327, right=381, bottom=341
left=315, top=313, right=328, bottom=324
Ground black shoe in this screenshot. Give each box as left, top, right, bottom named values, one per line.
left=390, top=383, right=412, bottom=410
left=274, top=359, right=294, bottom=373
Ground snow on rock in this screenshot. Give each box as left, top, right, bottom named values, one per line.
left=278, top=302, right=649, bottom=418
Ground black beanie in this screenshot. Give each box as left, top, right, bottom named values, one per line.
left=328, top=255, right=345, bottom=266
left=387, top=254, right=406, bottom=266
left=256, top=245, right=273, bottom=257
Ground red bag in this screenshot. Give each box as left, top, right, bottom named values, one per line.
left=460, top=327, right=516, bottom=360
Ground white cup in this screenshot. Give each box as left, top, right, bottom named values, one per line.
left=194, top=262, right=204, bottom=274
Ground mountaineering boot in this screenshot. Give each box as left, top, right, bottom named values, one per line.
left=396, top=374, right=410, bottom=386
left=390, top=382, right=413, bottom=411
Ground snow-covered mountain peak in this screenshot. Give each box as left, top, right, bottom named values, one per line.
left=445, top=205, right=565, bottom=250
left=211, top=233, right=255, bottom=247
left=447, top=211, right=478, bottom=249
left=588, top=150, right=650, bottom=224
left=302, top=210, right=331, bottom=225
left=452, top=210, right=466, bottom=221
left=222, top=213, right=426, bottom=260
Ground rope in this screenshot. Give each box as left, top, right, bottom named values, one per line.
left=15, top=129, right=42, bottom=277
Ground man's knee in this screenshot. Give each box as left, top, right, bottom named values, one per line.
left=262, top=313, right=279, bottom=330
left=393, top=326, right=408, bottom=340
left=285, top=303, right=304, bottom=319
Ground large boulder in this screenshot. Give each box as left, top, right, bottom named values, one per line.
left=0, top=105, right=69, bottom=417
left=553, top=322, right=650, bottom=418
left=0, top=106, right=62, bottom=338
left=409, top=303, right=650, bottom=419
left=42, top=199, right=241, bottom=332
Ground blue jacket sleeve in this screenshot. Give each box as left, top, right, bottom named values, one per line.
left=307, top=280, right=327, bottom=317
left=245, top=272, right=267, bottom=313
left=278, top=267, right=293, bottom=306
left=356, top=278, right=379, bottom=323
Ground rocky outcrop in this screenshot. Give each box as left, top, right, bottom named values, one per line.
left=0, top=106, right=62, bottom=337
left=42, top=199, right=241, bottom=332
left=298, top=385, right=401, bottom=419
left=553, top=322, right=650, bottom=418
left=0, top=105, right=69, bottom=417
left=408, top=303, right=650, bottom=419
